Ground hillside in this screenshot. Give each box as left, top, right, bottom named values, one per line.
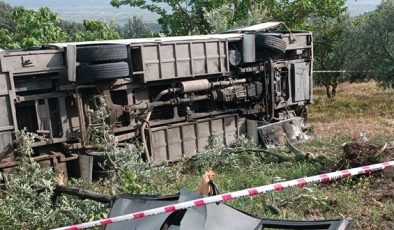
left=1, top=0, right=161, bottom=24
left=1, top=0, right=381, bottom=24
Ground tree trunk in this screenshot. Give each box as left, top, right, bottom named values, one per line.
left=324, top=84, right=332, bottom=98
left=331, top=82, right=338, bottom=97
left=52, top=185, right=112, bottom=204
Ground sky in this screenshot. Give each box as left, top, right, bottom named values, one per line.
left=1, top=0, right=383, bottom=24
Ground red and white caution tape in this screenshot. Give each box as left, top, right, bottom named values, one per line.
left=53, top=161, right=394, bottom=230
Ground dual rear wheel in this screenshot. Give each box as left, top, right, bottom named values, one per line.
left=76, top=45, right=131, bottom=83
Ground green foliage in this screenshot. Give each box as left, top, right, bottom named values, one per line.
left=270, top=0, right=347, bottom=28
left=185, top=135, right=263, bottom=173
left=204, top=3, right=270, bottom=33
left=59, top=19, right=85, bottom=35
left=111, top=0, right=218, bottom=35
left=15, top=128, right=38, bottom=158
left=111, top=0, right=346, bottom=35
left=0, top=159, right=106, bottom=229
left=345, top=1, right=394, bottom=87
left=118, top=16, right=157, bottom=38
left=0, top=27, right=13, bottom=49
left=87, top=96, right=117, bottom=152
left=312, top=17, right=350, bottom=97
left=2, top=7, right=69, bottom=49
left=74, top=20, right=120, bottom=41
left=0, top=130, right=106, bottom=229
left=313, top=18, right=348, bottom=73
left=0, top=6, right=120, bottom=48
left=122, top=165, right=182, bottom=195
left=185, top=135, right=316, bottom=174
left=312, top=1, right=394, bottom=97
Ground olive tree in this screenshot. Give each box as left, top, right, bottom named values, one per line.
left=118, top=16, right=157, bottom=38
left=0, top=7, right=68, bottom=49
left=0, top=130, right=106, bottom=229
left=0, top=7, right=121, bottom=49
left=312, top=17, right=350, bottom=98
left=346, top=1, right=394, bottom=87
left=73, top=20, right=121, bottom=41
left=111, top=0, right=346, bottom=35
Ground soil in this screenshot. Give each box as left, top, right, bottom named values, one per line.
left=339, top=141, right=393, bottom=168
left=338, top=141, right=394, bottom=229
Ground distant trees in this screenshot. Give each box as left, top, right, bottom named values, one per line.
left=0, top=1, right=14, bottom=30
left=313, top=0, right=394, bottom=97
left=74, top=20, right=121, bottom=41
left=312, top=18, right=350, bottom=98
left=118, top=16, right=158, bottom=38
left=111, top=0, right=346, bottom=35
left=58, top=19, right=85, bottom=36
left=111, top=0, right=218, bottom=36
left=345, top=1, right=394, bottom=88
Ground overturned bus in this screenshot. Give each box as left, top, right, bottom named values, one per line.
left=0, top=22, right=313, bottom=180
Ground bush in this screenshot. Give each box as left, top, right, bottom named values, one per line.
left=0, top=160, right=107, bottom=229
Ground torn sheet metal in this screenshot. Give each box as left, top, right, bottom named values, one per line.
left=258, top=117, right=308, bottom=146
left=106, top=189, right=352, bottom=230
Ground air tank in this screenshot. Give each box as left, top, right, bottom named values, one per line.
left=242, top=32, right=256, bottom=63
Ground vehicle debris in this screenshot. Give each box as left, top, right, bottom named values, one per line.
left=106, top=190, right=353, bottom=230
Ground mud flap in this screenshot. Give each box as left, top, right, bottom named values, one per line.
left=258, top=117, right=308, bottom=146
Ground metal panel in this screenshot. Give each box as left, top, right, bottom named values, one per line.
left=150, top=114, right=239, bottom=163
left=66, top=45, right=77, bottom=82
left=223, top=116, right=238, bottom=145
left=141, top=40, right=229, bottom=82
left=50, top=33, right=243, bottom=48
left=292, top=61, right=311, bottom=102
left=283, top=33, right=312, bottom=50
left=1, top=52, right=64, bottom=73
left=242, top=33, right=256, bottom=63
left=14, top=78, right=53, bottom=92
left=0, top=73, right=14, bottom=156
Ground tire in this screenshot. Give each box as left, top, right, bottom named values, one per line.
left=77, top=62, right=130, bottom=82
left=76, top=45, right=128, bottom=63
left=255, top=34, right=287, bottom=54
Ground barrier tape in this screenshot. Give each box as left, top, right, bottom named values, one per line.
left=53, top=161, right=394, bottom=230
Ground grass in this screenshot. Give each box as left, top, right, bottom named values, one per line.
left=310, top=82, right=394, bottom=140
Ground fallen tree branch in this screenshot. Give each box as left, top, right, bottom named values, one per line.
left=52, top=185, right=112, bottom=204
left=228, top=148, right=294, bottom=162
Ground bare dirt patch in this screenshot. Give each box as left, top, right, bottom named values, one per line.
left=340, top=141, right=392, bottom=168
left=313, top=117, right=394, bottom=140
left=310, top=81, right=394, bottom=140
